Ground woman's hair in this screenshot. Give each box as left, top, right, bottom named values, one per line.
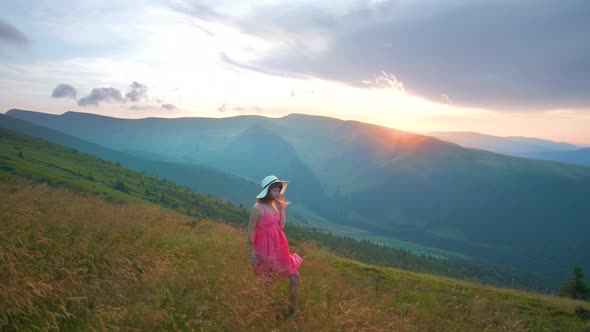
left=257, top=182, right=289, bottom=208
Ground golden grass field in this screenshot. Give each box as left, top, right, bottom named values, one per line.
left=2, top=175, right=590, bottom=331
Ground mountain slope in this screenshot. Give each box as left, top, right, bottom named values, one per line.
left=215, top=124, right=331, bottom=213
left=1, top=126, right=550, bottom=289
left=0, top=113, right=257, bottom=206
left=5, top=109, right=256, bottom=161
left=2, top=172, right=590, bottom=330
left=528, top=147, right=590, bottom=167
left=6, top=109, right=590, bottom=285
left=0, top=113, right=421, bottom=255
left=428, top=131, right=581, bottom=156
left=428, top=131, right=590, bottom=167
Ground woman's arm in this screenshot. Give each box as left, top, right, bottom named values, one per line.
left=247, top=205, right=261, bottom=263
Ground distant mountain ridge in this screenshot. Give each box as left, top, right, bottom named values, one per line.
left=428, top=131, right=590, bottom=167
left=527, top=148, right=590, bottom=167
left=6, top=109, right=590, bottom=285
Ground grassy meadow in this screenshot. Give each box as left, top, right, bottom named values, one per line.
left=2, top=127, right=590, bottom=330
left=2, top=175, right=590, bottom=331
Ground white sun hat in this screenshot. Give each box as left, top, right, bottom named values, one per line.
left=256, top=175, right=288, bottom=199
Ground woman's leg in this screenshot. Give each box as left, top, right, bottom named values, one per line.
left=288, top=271, right=300, bottom=313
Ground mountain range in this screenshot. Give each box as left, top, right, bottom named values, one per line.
left=429, top=131, right=590, bottom=167
left=5, top=109, right=590, bottom=285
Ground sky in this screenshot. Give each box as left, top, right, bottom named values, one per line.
left=1, top=0, right=589, bottom=144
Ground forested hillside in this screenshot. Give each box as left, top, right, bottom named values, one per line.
left=0, top=127, right=549, bottom=289
left=6, top=109, right=590, bottom=285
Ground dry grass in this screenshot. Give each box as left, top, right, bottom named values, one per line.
left=1, top=178, right=589, bottom=331
left=0, top=179, right=402, bottom=331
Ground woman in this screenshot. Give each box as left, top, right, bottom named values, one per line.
left=248, top=175, right=302, bottom=315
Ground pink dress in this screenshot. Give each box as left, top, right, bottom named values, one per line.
left=253, top=208, right=302, bottom=277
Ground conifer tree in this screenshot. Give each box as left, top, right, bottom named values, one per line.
left=560, top=266, right=589, bottom=300
left=113, top=180, right=128, bottom=193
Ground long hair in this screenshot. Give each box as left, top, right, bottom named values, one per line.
left=257, top=182, right=290, bottom=210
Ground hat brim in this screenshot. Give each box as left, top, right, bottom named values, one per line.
left=256, top=181, right=288, bottom=199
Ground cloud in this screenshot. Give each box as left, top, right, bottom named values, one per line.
left=440, top=93, right=453, bottom=104
left=219, top=53, right=306, bottom=79
left=193, top=23, right=215, bottom=37
left=51, top=83, right=78, bottom=100
left=53, top=81, right=170, bottom=109
left=362, top=72, right=406, bottom=94
left=218, top=103, right=261, bottom=114
left=49, top=80, right=172, bottom=109
left=217, top=103, right=230, bottom=113
left=78, top=87, right=124, bottom=106
left=234, top=105, right=262, bottom=114
left=0, top=19, right=28, bottom=45
left=125, top=81, right=148, bottom=102
left=127, top=103, right=176, bottom=111
left=170, top=1, right=226, bottom=21
left=175, top=0, right=590, bottom=111
left=128, top=105, right=156, bottom=111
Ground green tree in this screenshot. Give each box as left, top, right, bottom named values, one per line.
left=113, top=180, right=128, bottom=193
left=560, top=266, right=589, bottom=300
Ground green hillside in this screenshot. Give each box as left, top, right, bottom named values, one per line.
left=8, top=109, right=589, bottom=286
left=0, top=126, right=551, bottom=291
left=0, top=113, right=257, bottom=207
left=0, top=113, right=458, bottom=259
left=2, top=162, right=590, bottom=330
